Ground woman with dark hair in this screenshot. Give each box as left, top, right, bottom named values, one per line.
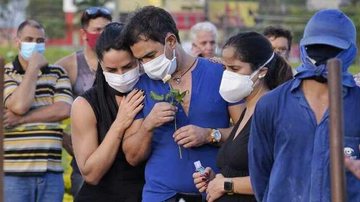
left=71, top=22, right=145, bottom=202
left=193, top=32, right=293, bottom=202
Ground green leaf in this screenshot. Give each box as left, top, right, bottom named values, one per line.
left=150, top=91, right=165, bottom=101
left=170, top=89, right=180, bottom=95
left=180, top=90, right=188, bottom=99
left=174, top=90, right=188, bottom=103
left=165, top=93, right=172, bottom=103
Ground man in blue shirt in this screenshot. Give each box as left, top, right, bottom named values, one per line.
left=249, top=9, right=360, bottom=202
left=121, top=6, right=241, bottom=202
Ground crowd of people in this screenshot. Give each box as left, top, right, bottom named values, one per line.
left=3, top=5, right=360, bottom=202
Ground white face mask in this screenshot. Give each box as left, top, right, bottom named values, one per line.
left=142, top=46, right=177, bottom=80
left=219, top=69, right=259, bottom=103
left=219, top=52, right=275, bottom=103
left=103, top=66, right=140, bottom=93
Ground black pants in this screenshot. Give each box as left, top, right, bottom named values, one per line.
left=164, top=193, right=204, bottom=202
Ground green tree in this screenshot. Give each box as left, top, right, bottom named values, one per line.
left=27, top=0, right=65, bottom=39
left=74, top=0, right=111, bottom=11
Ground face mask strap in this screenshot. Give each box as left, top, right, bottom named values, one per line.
left=259, top=52, right=275, bottom=69
left=172, top=49, right=176, bottom=60
left=250, top=52, right=275, bottom=80
left=250, top=67, right=262, bottom=80
left=163, top=34, right=176, bottom=60
left=163, top=43, right=176, bottom=61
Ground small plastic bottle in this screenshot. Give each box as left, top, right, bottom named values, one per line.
left=194, top=160, right=208, bottom=201
left=194, top=160, right=205, bottom=175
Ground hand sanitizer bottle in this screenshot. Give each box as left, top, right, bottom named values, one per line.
left=194, top=160, right=205, bottom=175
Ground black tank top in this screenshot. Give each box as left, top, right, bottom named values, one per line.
left=216, top=108, right=256, bottom=202
left=75, top=86, right=145, bottom=202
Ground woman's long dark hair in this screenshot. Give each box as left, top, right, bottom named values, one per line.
left=93, top=22, right=128, bottom=140
left=223, top=32, right=293, bottom=90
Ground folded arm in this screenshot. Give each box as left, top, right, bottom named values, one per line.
left=4, top=102, right=71, bottom=128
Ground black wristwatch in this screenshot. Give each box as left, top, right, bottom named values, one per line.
left=224, top=178, right=234, bottom=195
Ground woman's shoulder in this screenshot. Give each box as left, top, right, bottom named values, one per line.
left=81, top=86, right=97, bottom=100
left=71, top=96, right=95, bottom=119
left=79, top=87, right=100, bottom=112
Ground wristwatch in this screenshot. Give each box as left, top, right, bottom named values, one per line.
left=224, top=178, right=234, bottom=195
left=210, top=129, right=221, bottom=143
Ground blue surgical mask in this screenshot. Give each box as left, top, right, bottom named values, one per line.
left=20, top=42, right=46, bottom=60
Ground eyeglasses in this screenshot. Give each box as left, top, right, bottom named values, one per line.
left=84, top=7, right=111, bottom=17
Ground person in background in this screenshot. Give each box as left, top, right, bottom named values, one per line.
left=121, top=6, right=242, bottom=202
left=249, top=9, right=360, bottom=201
left=71, top=22, right=145, bottom=202
left=193, top=32, right=293, bottom=202
left=190, top=21, right=218, bottom=58
left=55, top=6, right=112, bottom=197
left=263, top=25, right=292, bottom=60
left=3, top=19, right=73, bottom=202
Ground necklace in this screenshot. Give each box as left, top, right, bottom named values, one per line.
left=173, top=59, right=197, bottom=84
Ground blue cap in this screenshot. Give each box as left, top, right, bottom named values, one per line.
left=300, top=9, right=356, bottom=49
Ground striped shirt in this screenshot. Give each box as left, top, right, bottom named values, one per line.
left=3, top=56, right=73, bottom=175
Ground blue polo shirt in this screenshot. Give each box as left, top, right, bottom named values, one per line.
left=249, top=78, right=360, bottom=202
left=135, top=58, right=231, bottom=201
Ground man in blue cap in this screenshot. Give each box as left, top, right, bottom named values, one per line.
left=248, top=9, right=360, bottom=201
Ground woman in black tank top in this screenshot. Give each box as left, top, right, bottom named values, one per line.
left=71, top=22, right=145, bottom=202
left=192, top=32, right=293, bottom=202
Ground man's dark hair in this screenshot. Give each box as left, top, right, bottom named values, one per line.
left=17, top=20, right=44, bottom=36
left=124, top=6, right=181, bottom=46
left=263, top=26, right=292, bottom=51
left=80, top=7, right=112, bottom=28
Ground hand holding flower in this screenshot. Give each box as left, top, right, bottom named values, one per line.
left=150, top=87, right=188, bottom=158
left=143, top=102, right=176, bottom=132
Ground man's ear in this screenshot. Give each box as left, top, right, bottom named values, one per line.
left=165, top=33, right=177, bottom=49
left=80, top=28, right=87, bottom=42
left=15, top=37, right=21, bottom=50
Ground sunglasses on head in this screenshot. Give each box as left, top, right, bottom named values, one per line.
left=85, top=7, right=111, bottom=16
